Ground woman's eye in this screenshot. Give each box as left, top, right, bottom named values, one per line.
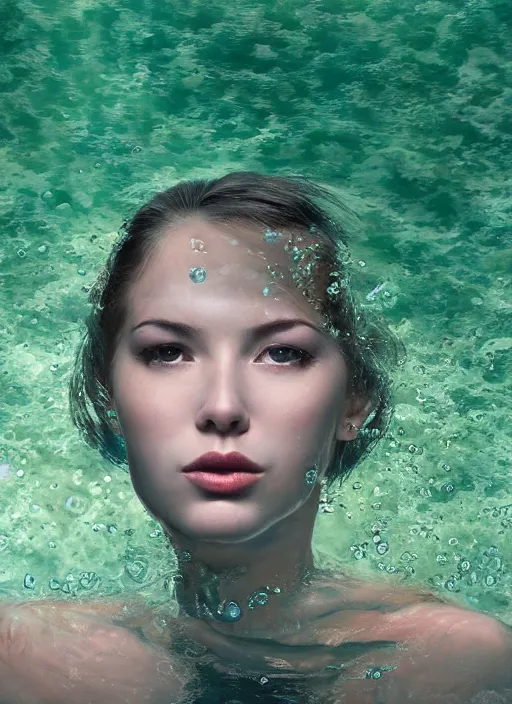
left=139, top=344, right=313, bottom=367
left=264, top=346, right=312, bottom=366
left=140, top=345, right=183, bottom=366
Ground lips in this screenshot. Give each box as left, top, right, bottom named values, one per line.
left=181, top=451, right=264, bottom=474
left=181, top=452, right=264, bottom=495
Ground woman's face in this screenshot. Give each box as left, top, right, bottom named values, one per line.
left=111, top=218, right=358, bottom=544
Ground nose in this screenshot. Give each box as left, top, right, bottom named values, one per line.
left=195, top=364, right=250, bottom=436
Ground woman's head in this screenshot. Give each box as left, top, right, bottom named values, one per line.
left=69, top=172, right=402, bottom=541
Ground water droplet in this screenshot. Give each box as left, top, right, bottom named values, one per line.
left=358, top=260, right=366, bottom=267
left=485, top=574, right=497, bottom=587
left=376, top=542, right=389, bottom=555
left=189, top=267, right=207, bottom=284
left=0, top=535, right=9, bottom=552
left=444, top=577, right=457, bottom=591
left=442, top=482, right=455, bottom=493
left=16, top=469, right=24, bottom=478
left=79, top=571, right=100, bottom=590
left=49, top=578, right=61, bottom=590
left=107, top=524, right=117, bottom=534
left=132, top=146, right=142, bottom=154
left=17, top=249, right=26, bottom=258
left=352, top=482, right=362, bottom=490
left=223, top=601, right=242, bottom=620
left=190, top=238, right=206, bottom=253
left=248, top=590, right=269, bottom=609
left=262, top=286, right=271, bottom=296
left=38, top=245, right=47, bottom=253
left=181, top=550, right=192, bottom=563
left=64, top=496, right=85, bottom=514
left=263, top=229, right=281, bottom=243
left=30, top=504, right=41, bottom=513
left=366, top=668, right=382, bottom=679
left=24, top=574, right=35, bottom=589
left=125, top=558, right=148, bottom=583
left=460, top=560, right=471, bottom=572
left=50, top=364, right=59, bottom=372
left=448, top=538, right=458, bottom=546
left=77, top=269, right=86, bottom=276
left=305, top=468, right=317, bottom=485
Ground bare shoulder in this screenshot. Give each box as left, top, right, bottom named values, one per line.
left=0, top=600, right=190, bottom=704
left=374, top=602, right=512, bottom=703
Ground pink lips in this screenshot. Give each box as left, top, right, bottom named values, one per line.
left=181, top=451, right=264, bottom=494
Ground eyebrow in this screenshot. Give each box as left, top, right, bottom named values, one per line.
left=131, top=318, right=324, bottom=341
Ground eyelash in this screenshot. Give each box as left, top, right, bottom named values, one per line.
left=138, top=344, right=314, bottom=368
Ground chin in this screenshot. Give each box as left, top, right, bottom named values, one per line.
left=162, top=505, right=276, bottom=545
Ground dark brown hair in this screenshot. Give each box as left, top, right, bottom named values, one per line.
left=68, top=171, right=404, bottom=487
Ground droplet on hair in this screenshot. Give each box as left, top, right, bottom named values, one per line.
left=189, top=267, right=207, bottom=284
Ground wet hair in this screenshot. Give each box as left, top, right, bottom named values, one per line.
left=68, top=171, right=404, bottom=487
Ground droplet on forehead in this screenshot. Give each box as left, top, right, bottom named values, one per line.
left=190, top=238, right=207, bottom=253
left=262, top=286, right=271, bottom=297
left=189, top=267, right=207, bottom=284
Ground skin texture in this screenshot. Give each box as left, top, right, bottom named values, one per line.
left=2, top=217, right=512, bottom=703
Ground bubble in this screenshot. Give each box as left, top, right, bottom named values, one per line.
left=352, top=482, right=362, bottom=490
left=38, top=245, right=47, bottom=253
left=79, top=571, right=100, bottom=590
left=24, top=574, right=35, bottom=589
left=64, top=496, right=85, bottom=514
left=248, top=591, right=269, bottom=609
left=125, top=558, right=148, bottom=583
left=0, top=535, right=9, bottom=552
left=220, top=601, right=242, bottom=621
left=77, top=269, right=86, bottom=276
left=17, top=249, right=26, bottom=258
left=444, top=577, right=457, bottom=591
left=442, top=483, right=455, bottom=493
left=49, top=578, right=61, bottom=590
left=189, top=267, right=207, bottom=284
left=132, top=146, right=142, bottom=154
left=376, top=542, right=389, bottom=555
left=448, top=538, right=458, bottom=546
left=350, top=545, right=366, bottom=560
left=366, top=668, right=382, bottom=679
left=260, top=677, right=269, bottom=685
left=484, top=574, right=497, bottom=587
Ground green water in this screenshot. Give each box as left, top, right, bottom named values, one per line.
left=0, top=0, right=511, bottom=636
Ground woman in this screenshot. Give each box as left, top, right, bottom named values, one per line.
left=1, top=172, right=511, bottom=703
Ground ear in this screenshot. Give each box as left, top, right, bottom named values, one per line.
left=336, top=396, right=375, bottom=442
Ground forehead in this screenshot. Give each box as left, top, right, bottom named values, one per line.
left=126, top=217, right=326, bottom=324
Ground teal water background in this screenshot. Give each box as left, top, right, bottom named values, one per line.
left=0, top=0, right=511, bottom=624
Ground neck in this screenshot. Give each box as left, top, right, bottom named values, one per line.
left=165, top=487, right=321, bottom=635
